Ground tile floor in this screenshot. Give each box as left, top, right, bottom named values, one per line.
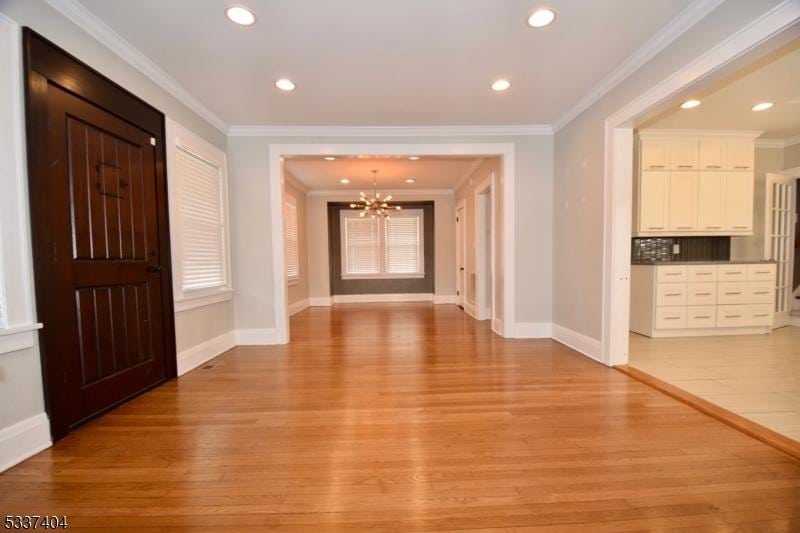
left=629, top=326, right=800, bottom=442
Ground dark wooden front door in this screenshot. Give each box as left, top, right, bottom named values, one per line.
left=24, top=30, right=177, bottom=440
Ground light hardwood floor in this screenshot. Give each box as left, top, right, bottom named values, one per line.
left=630, top=327, right=800, bottom=442
left=1, top=303, right=799, bottom=531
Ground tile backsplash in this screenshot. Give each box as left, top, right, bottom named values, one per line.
left=632, top=237, right=730, bottom=263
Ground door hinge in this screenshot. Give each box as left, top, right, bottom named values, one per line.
left=150, top=137, right=156, bottom=146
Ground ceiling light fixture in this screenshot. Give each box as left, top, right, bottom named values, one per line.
left=325, top=156, right=336, bottom=160
left=405, top=178, right=416, bottom=184
left=680, top=99, right=701, bottom=109
left=752, top=102, right=773, bottom=111
left=409, top=156, right=420, bottom=160
left=340, top=178, right=350, bottom=184
left=491, top=79, right=511, bottom=92
left=226, top=5, right=256, bottom=25
left=276, top=78, right=296, bottom=91
left=350, top=170, right=401, bottom=218
left=528, top=9, right=556, bottom=28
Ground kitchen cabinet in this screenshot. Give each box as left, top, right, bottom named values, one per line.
left=669, top=139, right=698, bottom=170
left=698, top=139, right=725, bottom=170
left=640, top=138, right=669, bottom=170
left=696, top=172, right=726, bottom=231
left=639, top=171, right=669, bottom=232
left=725, top=172, right=754, bottom=232
left=668, top=172, right=698, bottom=231
left=726, top=139, right=755, bottom=170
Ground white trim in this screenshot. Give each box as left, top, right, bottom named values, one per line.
left=602, top=0, right=800, bottom=366
left=552, top=324, right=603, bottom=364
left=229, top=125, right=552, bottom=137
left=784, top=135, right=800, bottom=147
left=0, top=323, right=43, bottom=355
left=235, top=328, right=279, bottom=345
left=639, top=128, right=763, bottom=139
left=43, top=0, right=227, bottom=133
left=755, top=138, right=789, bottom=148
left=174, top=290, right=233, bottom=313
left=513, top=322, right=553, bottom=339
left=474, top=174, right=494, bottom=322
left=0, top=413, right=52, bottom=474
left=455, top=199, right=467, bottom=308
left=307, top=188, right=455, bottom=197
left=176, top=331, right=235, bottom=376
left=552, top=0, right=725, bottom=132
left=433, top=294, right=458, bottom=305
left=463, top=301, right=478, bottom=319
left=288, top=298, right=310, bottom=316
left=332, top=293, right=433, bottom=303
left=270, top=143, right=517, bottom=340
left=309, top=296, right=333, bottom=307
left=491, top=318, right=503, bottom=336
left=454, top=159, right=485, bottom=191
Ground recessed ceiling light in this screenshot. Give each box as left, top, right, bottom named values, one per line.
left=528, top=9, right=556, bottom=28
left=324, top=156, right=336, bottom=161
left=226, top=5, right=256, bottom=26
left=340, top=178, right=350, bottom=184
left=405, top=178, right=416, bottom=184
left=409, top=156, right=420, bottom=160
left=752, top=101, right=773, bottom=111
left=491, top=79, right=511, bottom=92
left=276, top=78, right=296, bottom=91
left=680, top=99, right=701, bottom=109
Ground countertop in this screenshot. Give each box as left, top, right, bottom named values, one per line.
left=632, top=260, right=777, bottom=266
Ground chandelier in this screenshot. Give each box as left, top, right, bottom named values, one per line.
left=350, top=170, right=402, bottom=218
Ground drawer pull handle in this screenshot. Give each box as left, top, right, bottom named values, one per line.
left=706, top=165, right=722, bottom=169
left=664, top=317, right=681, bottom=320
left=734, top=166, right=750, bottom=169
left=754, top=314, right=770, bottom=318
left=724, top=292, right=742, bottom=295
left=725, top=315, right=741, bottom=318
left=665, top=293, right=681, bottom=297
left=705, top=226, right=721, bottom=229
left=753, top=291, right=770, bottom=295
left=665, top=273, right=681, bottom=276
left=733, top=226, right=749, bottom=229
left=676, top=226, right=693, bottom=230
left=695, top=315, right=711, bottom=319
left=755, top=271, right=771, bottom=274
left=649, top=165, right=665, bottom=168
left=695, top=272, right=712, bottom=275
left=678, top=165, right=694, bottom=168
left=724, top=272, right=741, bottom=275
left=649, top=226, right=665, bottom=230
left=695, top=292, right=712, bottom=296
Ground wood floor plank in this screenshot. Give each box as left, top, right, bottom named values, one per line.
left=0, top=303, right=798, bottom=531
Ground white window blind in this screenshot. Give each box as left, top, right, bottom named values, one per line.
left=343, top=217, right=381, bottom=275
left=385, top=216, right=420, bottom=274
left=284, top=198, right=299, bottom=280
left=177, top=146, right=226, bottom=291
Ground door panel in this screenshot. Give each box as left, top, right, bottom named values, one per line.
left=668, top=171, right=698, bottom=231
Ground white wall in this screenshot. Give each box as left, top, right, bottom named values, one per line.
left=0, top=1, right=232, bottom=471
left=786, top=142, right=800, bottom=168
left=553, top=0, right=786, bottom=343
left=285, top=174, right=310, bottom=308
left=228, top=134, right=553, bottom=333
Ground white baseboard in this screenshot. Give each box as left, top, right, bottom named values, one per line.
left=235, top=328, right=279, bottom=345
left=0, top=413, right=51, bottom=473
left=309, top=297, right=332, bottom=306
left=177, top=331, right=236, bottom=376
left=552, top=324, right=603, bottom=364
left=288, top=298, right=310, bottom=316
left=463, top=301, right=478, bottom=319
left=433, top=294, right=458, bottom=305
left=491, top=318, right=503, bottom=336
left=513, top=322, right=553, bottom=338
left=332, top=293, right=433, bottom=303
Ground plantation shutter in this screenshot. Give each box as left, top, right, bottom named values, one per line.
left=343, top=217, right=380, bottom=275
left=177, top=146, right=226, bottom=291
left=385, top=215, right=421, bottom=274
left=284, top=199, right=299, bottom=279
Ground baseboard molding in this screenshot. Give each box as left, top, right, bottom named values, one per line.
left=791, top=315, right=800, bottom=328
left=235, top=328, right=279, bottom=345
left=552, top=324, right=604, bottom=364
left=309, top=297, right=332, bottom=307
left=491, top=318, right=503, bottom=336
left=433, top=294, right=458, bottom=305
left=288, top=298, right=310, bottom=316
left=177, top=331, right=236, bottom=376
left=463, top=301, right=478, bottom=319
left=332, top=293, right=433, bottom=303
left=0, top=413, right=51, bottom=473
left=513, top=322, right=553, bottom=339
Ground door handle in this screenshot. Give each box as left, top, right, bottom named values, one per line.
left=459, top=267, right=465, bottom=271
left=147, top=265, right=162, bottom=273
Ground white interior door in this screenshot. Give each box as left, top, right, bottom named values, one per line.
left=765, top=172, right=797, bottom=328
left=456, top=203, right=466, bottom=308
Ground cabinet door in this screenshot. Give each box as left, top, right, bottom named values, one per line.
left=697, top=171, right=726, bottom=231
left=669, top=139, right=698, bottom=170
left=668, top=171, right=697, bottom=231
left=699, top=139, right=725, bottom=170
left=726, top=139, right=754, bottom=170
left=725, top=172, right=754, bottom=232
left=641, top=139, right=668, bottom=170
left=639, top=171, right=669, bottom=232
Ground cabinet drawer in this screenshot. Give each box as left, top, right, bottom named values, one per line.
left=747, top=264, right=776, bottom=281
left=718, top=282, right=747, bottom=305
left=657, top=284, right=687, bottom=306
left=687, top=265, right=717, bottom=282
left=687, top=283, right=716, bottom=305
left=746, top=282, right=775, bottom=304
left=746, top=304, right=773, bottom=327
left=655, top=306, right=686, bottom=329
left=657, top=265, right=688, bottom=283
left=686, top=306, right=716, bottom=328
left=718, top=265, right=747, bottom=282
left=717, top=305, right=747, bottom=327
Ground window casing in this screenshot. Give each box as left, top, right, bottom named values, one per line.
left=284, top=194, right=299, bottom=283
left=340, top=209, right=424, bottom=279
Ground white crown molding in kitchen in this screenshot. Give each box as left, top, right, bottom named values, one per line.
left=227, top=124, right=553, bottom=137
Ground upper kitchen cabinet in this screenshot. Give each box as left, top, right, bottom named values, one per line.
left=641, top=138, right=669, bottom=170
left=698, top=139, right=725, bottom=170
left=726, top=138, right=755, bottom=170
left=669, top=139, right=698, bottom=170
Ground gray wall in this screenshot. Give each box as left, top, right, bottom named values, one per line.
left=786, top=142, right=800, bottom=169
left=553, top=0, right=786, bottom=341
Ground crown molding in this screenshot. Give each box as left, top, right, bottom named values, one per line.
left=552, top=0, right=725, bottom=133
left=755, top=138, right=787, bottom=148
left=307, top=188, right=454, bottom=197
left=638, top=128, right=764, bottom=139
left=228, top=124, right=552, bottom=137
left=43, top=0, right=228, bottom=134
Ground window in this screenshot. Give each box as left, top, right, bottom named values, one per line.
left=284, top=195, right=299, bottom=282
left=340, top=209, right=424, bottom=279
left=166, top=119, right=232, bottom=311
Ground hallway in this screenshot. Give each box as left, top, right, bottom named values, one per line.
left=1, top=304, right=798, bottom=531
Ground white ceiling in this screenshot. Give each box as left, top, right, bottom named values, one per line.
left=284, top=156, right=486, bottom=191
left=74, top=0, right=695, bottom=127
left=645, top=38, right=800, bottom=139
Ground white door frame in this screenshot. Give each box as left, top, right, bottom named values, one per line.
left=475, top=174, right=495, bottom=321
left=764, top=172, right=797, bottom=327
left=601, top=3, right=799, bottom=366
left=267, top=143, right=516, bottom=343
left=455, top=199, right=467, bottom=308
